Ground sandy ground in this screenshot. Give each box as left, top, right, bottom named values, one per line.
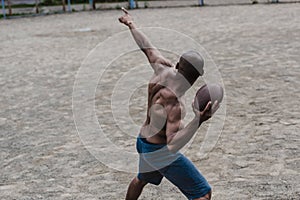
left=1, top=3, right=300, bottom=200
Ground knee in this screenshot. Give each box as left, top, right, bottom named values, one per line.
left=204, top=190, right=212, bottom=200
left=132, top=177, right=147, bottom=187
left=207, top=190, right=212, bottom=200
left=194, top=190, right=212, bottom=200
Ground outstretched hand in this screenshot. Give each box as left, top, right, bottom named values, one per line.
left=118, top=7, right=134, bottom=26
left=192, top=100, right=220, bottom=124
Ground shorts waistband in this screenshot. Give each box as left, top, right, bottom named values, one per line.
left=138, top=135, right=166, bottom=146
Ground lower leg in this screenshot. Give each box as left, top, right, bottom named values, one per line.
left=125, top=177, right=148, bottom=200
left=193, top=190, right=212, bottom=200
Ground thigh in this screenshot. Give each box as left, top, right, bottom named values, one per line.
left=160, top=154, right=211, bottom=199
left=137, top=170, right=163, bottom=185
left=138, top=154, right=164, bottom=185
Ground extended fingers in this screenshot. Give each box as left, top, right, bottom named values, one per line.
left=203, top=101, right=212, bottom=113
left=211, top=100, right=220, bottom=115
left=121, top=7, right=129, bottom=14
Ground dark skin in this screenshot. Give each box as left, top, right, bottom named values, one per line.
left=119, top=8, right=218, bottom=200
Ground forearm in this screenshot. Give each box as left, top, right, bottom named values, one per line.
left=167, top=117, right=202, bottom=152
left=127, top=22, right=155, bottom=53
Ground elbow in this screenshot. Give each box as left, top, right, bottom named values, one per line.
left=167, top=145, right=176, bottom=154
left=166, top=143, right=180, bottom=154
left=166, top=135, right=186, bottom=153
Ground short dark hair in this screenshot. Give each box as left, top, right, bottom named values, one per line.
left=178, top=50, right=204, bottom=85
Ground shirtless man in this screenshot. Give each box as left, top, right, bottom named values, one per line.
left=119, top=8, right=219, bottom=200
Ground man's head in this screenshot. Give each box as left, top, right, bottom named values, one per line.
left=176, top=50, right=204, bottom=86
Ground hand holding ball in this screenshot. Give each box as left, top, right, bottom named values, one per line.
left=193, top=83, right=223, bottom=122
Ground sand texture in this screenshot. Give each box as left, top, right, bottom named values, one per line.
left=1, top=3, right=300, bottom=200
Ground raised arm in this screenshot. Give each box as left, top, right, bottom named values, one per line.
left=118, top=7, right=173, bottom=73
left=166, top=101, right=219, bottom=153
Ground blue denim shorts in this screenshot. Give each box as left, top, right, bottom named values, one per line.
left=136, top=136, right=211, bottom=199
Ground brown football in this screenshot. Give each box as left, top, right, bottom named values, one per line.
left=194, top=83, right=224, bottom=111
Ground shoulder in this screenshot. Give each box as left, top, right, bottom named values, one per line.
left=151, top=57, right=175, bottom=74
left=155, top=57, right=174, bottom=68
left=150, top=67, right=176, bottom=96
left=159, top=66, right=176, bottom=79
left=150, top=66, right=175, bottom=83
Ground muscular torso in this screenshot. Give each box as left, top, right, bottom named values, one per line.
left=140, top=69, right=186, bottom=144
